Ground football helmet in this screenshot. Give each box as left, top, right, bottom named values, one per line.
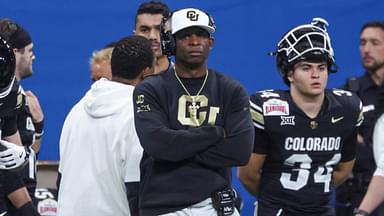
left=275, top=17, right=337, bottom=84
left=0, top=36, right=16, bottom=99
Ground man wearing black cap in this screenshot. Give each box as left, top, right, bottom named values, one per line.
left=238, top=18, right=363, bottom=216
left=0, top=18, right=44, bottom=216
left=134, top=7, right=254, bottom=216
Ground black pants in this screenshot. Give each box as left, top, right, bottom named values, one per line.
left=0, top=175, right=8, bottom=214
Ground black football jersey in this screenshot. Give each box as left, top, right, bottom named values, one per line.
left=34, top=188, right=58, bottom=215
left=17, top=89, right=36, bottom=147
left=0, top=80, right=20, bottom=138
left=16, top=88, right=37, bottom=198
left=0, top=80, right=21, bottom=213
left=250, top=89, right=363, bottom=214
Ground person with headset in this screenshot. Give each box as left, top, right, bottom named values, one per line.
left=133, top=7, right=254, bottom=216
left=238, top=18, right=363, bottom=216
left=0, top=36, right=39, bottom=216
left=134, top=1, right=171, bottom=74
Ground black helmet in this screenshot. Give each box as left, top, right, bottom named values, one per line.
left=0, top=36, right=15, bottom=97
left=275, top=17, right=337, bottom=85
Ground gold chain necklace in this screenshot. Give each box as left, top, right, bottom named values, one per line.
left=174, top=66, right=208, bottom=118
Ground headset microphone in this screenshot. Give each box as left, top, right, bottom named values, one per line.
left=160, top=18, right=175, bottom=56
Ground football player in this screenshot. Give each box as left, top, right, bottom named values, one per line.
left=0, top=18, right=45, bottom=212
left=0, top=36, right=39, bottom=216
left=238, top=18, right=363, bottom=216
left=133, top=8, right=254, bottom=216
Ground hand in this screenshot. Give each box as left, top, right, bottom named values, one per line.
left=0, top=140, right=28, bottom=170
left=25, top=90, right=44, bottom=123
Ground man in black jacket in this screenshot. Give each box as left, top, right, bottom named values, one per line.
left=336, top=21, right=384, bottom=216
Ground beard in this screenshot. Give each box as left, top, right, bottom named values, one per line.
left=364, top=59, right=384, bottom=74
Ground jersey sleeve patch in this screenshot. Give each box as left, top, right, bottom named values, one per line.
left=262, top=98, right=289, bottom=116
left=135, top=94, right=151, bottom=113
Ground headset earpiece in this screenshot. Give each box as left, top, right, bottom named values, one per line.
left=160, top=17, right=176, bottom=56
left=205, top=12, right=216, bottom=31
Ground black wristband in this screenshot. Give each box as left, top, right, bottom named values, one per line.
left=33, top=119, right=44, bottom=134
left=18, top=201, right=40, bottom=216
left=353, top=208, right=369, bottom=216
left=35, top=131, right=44, bottom=139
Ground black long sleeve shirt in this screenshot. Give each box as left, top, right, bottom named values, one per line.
left=133, top=68, right=254, bottom=216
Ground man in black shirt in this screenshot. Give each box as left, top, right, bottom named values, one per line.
left=134, top=7, right=254, bottom=216
left=0, top=19, right=45, bottom=209
left=0, top=37, right=29, bottom=170
left=336, top=21, right=384, bottom=216
left=238, top=18, right=363, bottom=216
left=0, top=36, right=39, bottom=216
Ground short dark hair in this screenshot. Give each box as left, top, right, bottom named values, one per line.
left=0, top=18, right=32, bottom=49
left=135, top=1, right=170, bottom=24
left=111, top=35, right=154, bottom=80
left=0, top=19, right=17, bottom=42
left=361, top=21, right=384, bottom=33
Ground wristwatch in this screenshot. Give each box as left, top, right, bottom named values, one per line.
left=353, top=208, right=369, bottom=216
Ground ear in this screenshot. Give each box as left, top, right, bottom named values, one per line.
left=287, top=71, right=294, bottom=83
left=208, top=37, right=214, bottom=50
left=12, top=48, right=18, bottom=54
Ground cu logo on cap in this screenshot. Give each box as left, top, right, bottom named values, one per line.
left=186, top=11, right=199, bottom=21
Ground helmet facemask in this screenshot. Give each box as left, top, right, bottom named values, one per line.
left=275, top=18, right=337, bottom=85
left=0, top=37, right=16, bottom=99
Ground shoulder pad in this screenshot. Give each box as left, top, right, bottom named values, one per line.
left=331, top=88, right=363, bottom=126
left=249, top=89, right=289, bottom=129
left=331, top=88, right=361, bottom=107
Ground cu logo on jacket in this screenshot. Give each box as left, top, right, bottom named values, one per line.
left=186, top=11, right=199, bottom=21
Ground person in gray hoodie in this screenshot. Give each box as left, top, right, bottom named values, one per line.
left=57, top=35, right=154, bottom=216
